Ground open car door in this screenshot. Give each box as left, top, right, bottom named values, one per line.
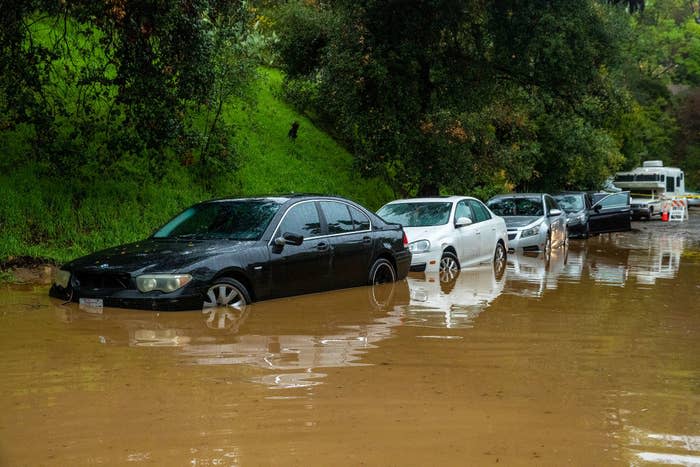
left=588, top=191, right=631, bottom=235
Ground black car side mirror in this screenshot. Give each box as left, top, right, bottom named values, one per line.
left=274, top=232, right=304, bottom=247
left=593, top=204, right=602, bottom=213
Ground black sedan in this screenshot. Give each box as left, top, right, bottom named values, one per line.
left=49, top=195, right=411, bottom=311
left=554, top=191, right=631, bottom=238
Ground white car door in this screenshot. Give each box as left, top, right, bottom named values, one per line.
left=454, top=200, right=479, bottom=266
left=469, top=199, right=498, bottom=262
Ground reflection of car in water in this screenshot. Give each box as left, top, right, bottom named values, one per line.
left=404, top=262, right=506, bottom=329
left=503, top=248, right=570, bottom=298
left=56, top=282, right=410, bottom=386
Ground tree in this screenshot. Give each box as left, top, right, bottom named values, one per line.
left=276, top=0, right=631, bottom=195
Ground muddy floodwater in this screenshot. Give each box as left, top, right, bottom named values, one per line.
left=2, top=218, right=700, bottom=466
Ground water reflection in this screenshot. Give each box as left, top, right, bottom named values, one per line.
left=55, top=282, right=408, bottom=386
left=404, top=262, right=505, bottom=328
left=504, top=247, right=569, bottom=297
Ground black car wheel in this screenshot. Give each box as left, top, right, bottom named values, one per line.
left=203, top=277, right=250, bottom=309
left=369, top=258, right=396, bottom=285
left=439, top=251, right=460, bottom=283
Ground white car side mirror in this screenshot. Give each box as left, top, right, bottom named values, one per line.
left=455, top=217, right=472, bottom=227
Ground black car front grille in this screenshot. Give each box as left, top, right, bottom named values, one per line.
left=74, top=272, right=132, bottom=290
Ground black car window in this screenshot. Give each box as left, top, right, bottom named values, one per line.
left=594, top=192, right=629, bottom=209
left=454, top=200, right=474, bottom=222
left=153, top=200, right=282, bottom=240
left=469, top=200, right=491, bottom=223
left=545, top=196, right=557, bottom=212
left=320, top=201, right=354, bottom=234
left=278, top=202, right=322, bottom=237
left=349, top=205, right=371, bottom=231
left=553, top=194, right=585, bottom=213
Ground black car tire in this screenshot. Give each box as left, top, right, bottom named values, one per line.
left=369, top=258, right=396, bottom=285
left=203, top=277, right=251, bottom=309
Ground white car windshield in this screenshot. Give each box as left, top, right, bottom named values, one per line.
left=377, top=202, right=452, bottom=227
left=487, top=197, right=544, bottom=217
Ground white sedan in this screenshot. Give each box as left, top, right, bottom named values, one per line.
left=377, top=196, right=508, bottom=278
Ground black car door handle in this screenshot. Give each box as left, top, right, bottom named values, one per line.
left=316, top=241, right=330, bottom=251
left=362, top=236, right=372, bottom=245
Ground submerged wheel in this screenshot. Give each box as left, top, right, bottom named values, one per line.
left=439, top=251, right=460, bottom=283
left=493, top=242, right=507, bottom=278
left=369, top=258, right=396, bottom=285
left=202, top=277, right=250, bottom=309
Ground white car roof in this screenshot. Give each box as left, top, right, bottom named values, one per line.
left=383, top=196, right=477, bottom=204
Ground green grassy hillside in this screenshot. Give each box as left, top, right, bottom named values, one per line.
left=232, top=69, right=392, bottom=207
left=0, top=68, right=393, bottom=265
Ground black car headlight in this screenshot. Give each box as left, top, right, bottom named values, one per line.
left=54, top=269, right=71, bottom=288
left=136, top=274, right=192, bottom=293
left=567, top=213, right=586, bottom=226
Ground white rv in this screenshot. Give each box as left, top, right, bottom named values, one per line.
left=613, top=160, right=685, bottom=219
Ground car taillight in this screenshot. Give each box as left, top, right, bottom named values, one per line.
left=402, top=231, right=408, bottom=248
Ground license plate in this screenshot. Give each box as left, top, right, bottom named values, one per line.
left=79, top=298, right=104, bottom=313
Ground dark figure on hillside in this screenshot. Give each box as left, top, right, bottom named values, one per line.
left=608, top=0, right=644, bottom=12
left=288, top=121, right=300, bottom=141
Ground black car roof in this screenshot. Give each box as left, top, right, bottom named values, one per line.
left=489, top=193, right=546, bottom=199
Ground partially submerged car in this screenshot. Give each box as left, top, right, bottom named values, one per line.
left=554, top=191, right=632, bottom=238
left=376, top=196, right=508, bottom=276
left=50, top=195, right=411, bottom=311
left=486, top=193, right=567, bottom=254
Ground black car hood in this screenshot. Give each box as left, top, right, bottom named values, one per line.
left=64, top=238, right=257, bottom=275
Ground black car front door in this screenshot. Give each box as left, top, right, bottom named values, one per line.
left=267, top=201, right=333, bottom=298
left=589, top=192, right=631, bottom=234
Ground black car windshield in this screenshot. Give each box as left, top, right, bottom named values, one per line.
left=554, top=194, right=585, bottom=213
left=153, top=200, right=282, bottom=240
left=487, top=197, right=544, bottom=217
left=377, top=202, right=452, bottom=227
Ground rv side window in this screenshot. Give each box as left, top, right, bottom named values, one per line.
left=677, top=177, right=681, bottom=188
left=666, top=176, right=674, bottom=192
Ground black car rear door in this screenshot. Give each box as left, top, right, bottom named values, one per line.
left=319, top=201, right=374, bottom=288
left=589, top=192, right=631, bottom=234
left=267, top=201, right=333, bottom=297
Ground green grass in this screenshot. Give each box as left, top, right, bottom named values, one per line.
left=229, top=68, right=393, bottom=209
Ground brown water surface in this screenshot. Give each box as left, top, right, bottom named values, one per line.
left=1, top=218, right=699, bottom=465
